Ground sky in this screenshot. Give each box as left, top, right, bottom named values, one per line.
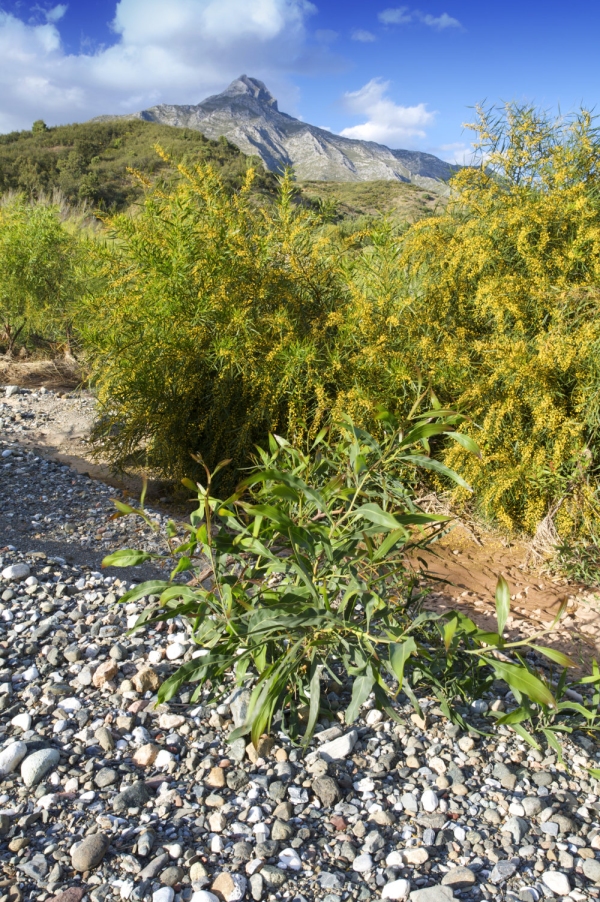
left=0, top=0, right=598, bottom=163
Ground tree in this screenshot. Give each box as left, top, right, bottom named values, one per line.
left=32, top=120, right=48, bottom=134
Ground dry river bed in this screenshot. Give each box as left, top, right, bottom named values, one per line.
left=2, top=384, right=600, bottom=902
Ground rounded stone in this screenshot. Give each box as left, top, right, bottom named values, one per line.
left=583, top=859, right=600, bottom=884
left=71, top=834, right=110, bottom=871
left=382, top=879, right=411, bottom=900
left=541, top=871, right=571, bottom=896
left=21, top=748, right=60, bottom=787
left=0, top=740, right=28, bottom=775
left=1, top=563, right=30, bottom=581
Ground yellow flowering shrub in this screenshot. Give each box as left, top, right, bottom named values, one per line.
left=384, top=104, right=600, bottom=534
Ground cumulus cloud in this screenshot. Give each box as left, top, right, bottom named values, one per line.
left=339, top=78, right=435, bottom=146
left=378, top=7, right=461, bottom=29
left=351, top=29, right=376, bottom=42
left=0, top=0, right=328, bottom=132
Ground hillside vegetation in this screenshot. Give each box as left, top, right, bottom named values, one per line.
left=0, top=118, right=276, bottom=209
left=2, top=103, right=600, bottom=570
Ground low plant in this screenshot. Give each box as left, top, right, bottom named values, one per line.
left=104, top=413, right=600, bottom=748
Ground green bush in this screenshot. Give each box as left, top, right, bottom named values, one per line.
left=0, top=195, right=92, bottom=352
left=104, top=416, right=600, bottom=748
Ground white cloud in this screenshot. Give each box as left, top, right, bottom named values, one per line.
left=439, top=142, right=474, bottom=165
left=378, top=7, right=412, bottom=25
left=418, top=12, right=460, bottom=29
left=0, top=0, right=325, bottom=132
left=351, top=29, right=376, bottom=42
left=339, top=78, right=435, bottom=146
left=378, top=7, right=461, bottom=29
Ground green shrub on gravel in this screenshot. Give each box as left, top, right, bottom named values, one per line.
left=103, top=413, right=600, bottom=753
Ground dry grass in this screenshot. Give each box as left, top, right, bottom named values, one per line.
left=0, top=355, right=83, bottom=391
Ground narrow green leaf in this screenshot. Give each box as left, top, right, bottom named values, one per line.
left=541, top=728, right=565, bottom=764
left=102, top=549, right=152, bottom=568
left=345, top=672, right=374, bottom=724
left=530, top=645, right=576, bottom=668
left=389, top=638, right=416, bottom=691
left=493, top=662, right=556, bottom=708
left=352, top=503, right=404, bottom=532
left=447, top=431, right=481, bottom=457
left=511, top=723, right=541, bottom=749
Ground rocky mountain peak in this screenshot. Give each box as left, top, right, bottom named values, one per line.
left=218, top=75, right=278, bottom=110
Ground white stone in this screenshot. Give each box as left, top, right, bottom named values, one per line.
left=191, top=894, right=220, bottom=902
left=421, top=790, right=438, bottom=813
left=542, top=871, right=571, bottom=895
left=24, top=576, right=38, bottom=587
left=36, top=793, right=57, bottom=809
left=246, top=806, right=263, bottom=823
left=0, top=741, right=28, bottom=775
left=166, top=643, right=186, bottom=661
left=21, top=748, right=61, bottom=787
left=403, top=848, right=429, bottom=866
left=11, top=713, right=32, bottom=731
left=457, top=736, right=475, bottom=752
left=155, top=750, right=175, bottom=769
left=1, top=564, right=30, bottom=581
left=382, top=879, right=411, bottom=900
left=279, top=848, right=302, bottom=870
left=58, top=697, right=82, bottom=712
left=22, top=665, right=39, bottom=682
left=366, top=709, right=383, bottom=725
left=210, top=835, right=225, bottom=852
left=164, top=843, right=182, bottom=859
left=152, top=890, right=174, bottom=902
left=428, top=756, right=447, bottom=775
left=353, top=853, right=374, bottom=873
left=147, top=649, right=163, bottom=664
left=314, top=729, right=358, bottom=762
left=53, top=720, right=68, bottom=734
left=508, top=801, right=525, bottom=817
left=386, top=851, right=405, bottom=867
left=159, top=714, right=185, bottom=730
left=64, top=777, right=79, bottom=792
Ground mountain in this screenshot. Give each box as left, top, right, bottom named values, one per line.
left=93, top=75, right=459, bottom=189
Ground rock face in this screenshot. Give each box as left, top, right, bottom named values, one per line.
left=93, top=75, right=459, bottom=189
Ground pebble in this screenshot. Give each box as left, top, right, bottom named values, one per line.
left=71, top=834, right=110, bottom=871
left=1, top=396, right=599, bottom=902
left=541, top=871, right=571, bottom=895
left=21, top=748, right=60, bottom=786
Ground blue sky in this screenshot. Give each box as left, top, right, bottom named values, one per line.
left=0, top=0, right=597, bottom=162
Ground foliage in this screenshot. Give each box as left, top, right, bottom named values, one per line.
left=103, top=418, right=600, bottom=747
left=382, top=103, right=600, bottom=537
left=0, top=195, right=92, bottom=352
left=0, top=119, right=276, bottom=210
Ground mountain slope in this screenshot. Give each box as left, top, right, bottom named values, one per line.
left=0, top=118, right=276, bottom=209
left=94, top=75, right=459, bottom=188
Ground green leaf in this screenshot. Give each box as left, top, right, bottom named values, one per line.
left=511, top=723, right=541, bottom=749
left=117, top=580, right=171, bottom=604
left=495, top=575, right=510, bottom=637
left=304, top=661, right=322, bottom=746
left=352, top=503, right=405, bottom=532
left=101, top=549, right=153, bottom=568
left=443, top=615, right=458, bottom=652
left=541, top=728, right=565, bottom=764
left=111, top=500, right=138, bottom=515
left=447, top=431, right=481, bottom=457
left=493, top=662, right=556, bottom=708
left=389, top=638, right=416, bottom=691
left=399, top=423, right=453, bottom=447
left=345, top=672, right=374, bottom=724
left=530, top=645, right=576, bottom=668
left=402, top=454, right=473, bottom=491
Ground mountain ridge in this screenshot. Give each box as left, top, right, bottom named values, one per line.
left=93, top=75, right=459, bottom=188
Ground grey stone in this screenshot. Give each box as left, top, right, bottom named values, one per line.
left=502, top=817, right=529, bottom=844
left=160, top=866, right=185, bottom=886
left=319, top=873, right=344, bottom=890
left=489, top=859, right=518, bottom=885
left=441, top=867, right=476, bottom=888
left=18, top=853, right=49, bottom=884
left=249, top=873, right=264, bottom=901
left=410, top=887, right=454, bottom=902
left=95, top=767, right=118, bottom=788
left=583, top=859, right=600, bottom=883
left=229, top=688, right=250, bottom=728
left=113, top=780, right=151, bottom=812
left=532, top=771, right=553, bottom=787
left=137, top=829, right=156, bottom=857
left=261, top=865, right=287, bottom=888
left=312, top=775, right=341, bottom=808
left=271, top=819, right=294, bottom=841
left=71, top=834, right=110, bottom=871
left=21, top=748, right=60, bottom=787
left=522, top=797, right=542, bottom=817
left=232, top=841, right=253, bottom=860
left=140, top=853, right=170, bottom=880
left=95, top=726, right=115, bottom=751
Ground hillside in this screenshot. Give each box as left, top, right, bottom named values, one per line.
left=0, top=118, right=277, bottom=209
left=298, top=178, right=445, bottom=225
left=94, top=75, right=460, bottom=188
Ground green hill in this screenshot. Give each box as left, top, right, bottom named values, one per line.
left=0, top=118, right=277, bottom=209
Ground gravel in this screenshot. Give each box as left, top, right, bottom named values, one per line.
left=3, top=386, right=600, bottom=902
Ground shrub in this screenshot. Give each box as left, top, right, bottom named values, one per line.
left=0, top=195, right=92, bottom=353
left=104, top=416, right=600, bottom=748
left=387, top=104, right=600, bottom=537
